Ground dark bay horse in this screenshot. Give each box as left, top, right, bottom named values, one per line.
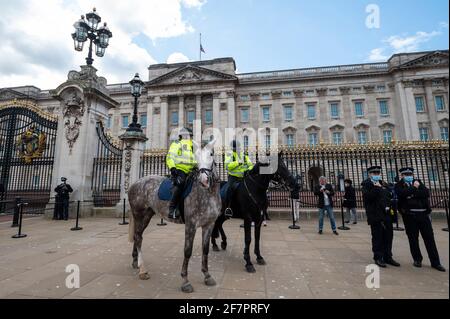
left=127, top=140, right=221, bottom=293
left=212, top=153, right=299, bottom=272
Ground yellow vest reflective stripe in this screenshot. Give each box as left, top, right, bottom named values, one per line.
left=225, top=151, right=253, bottom=177
left=166, top=140, right=197, bottom=173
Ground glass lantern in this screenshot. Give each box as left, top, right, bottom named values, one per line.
left=129, top=73, right=144, bottom=97
left=95, top=40, right=106, bottom=57
left=86, top=8, right=101, bottom=30
left=97, top=23, right=112, bottom=48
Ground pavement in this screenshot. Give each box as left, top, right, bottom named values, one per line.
left=0, top=215, right=448, bottom=299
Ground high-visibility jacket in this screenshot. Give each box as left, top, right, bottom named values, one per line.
left=166, top=139, right=197, bottom=174
left=225, top=151, right=253, bottom=178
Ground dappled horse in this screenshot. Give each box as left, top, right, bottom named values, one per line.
left=127, top=140, right=221, bottom=293
left=212, top=152, right=299, bottom=272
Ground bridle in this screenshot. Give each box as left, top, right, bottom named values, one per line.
left=194, top=160, right=219, bottom=190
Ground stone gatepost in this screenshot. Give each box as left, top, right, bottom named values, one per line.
left=115, top=130, right=148, bottom=217
left=46, top=65, right=118, bottom=218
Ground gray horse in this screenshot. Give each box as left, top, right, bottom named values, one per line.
left=127, top=140, right=221, bottom=293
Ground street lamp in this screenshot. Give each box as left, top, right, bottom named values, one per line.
left=71, top=8, right=112, bottom=66
left=127, top=73, right=145, bottom=132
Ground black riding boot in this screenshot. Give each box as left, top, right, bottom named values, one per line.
left=169, top=185, right=182, bottom=219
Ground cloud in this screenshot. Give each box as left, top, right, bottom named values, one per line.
left=167, top=52, right=191, bottom=64
left=0, top=0, right=206, bottom=89
left=367, top=24, right=446, bottom=62
left=368, top=48, right=389, bottom=62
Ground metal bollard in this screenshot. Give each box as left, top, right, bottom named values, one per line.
left=338, top=199, right=350, bottom=230
left=70, top=201, right=83, bottom=231
left=119, top=198, right=129, bottom=225
left=12, top=202, right=27, bottom=238
left=157, top=217, right=167, bottom=226
left=11, top=197, right=20, bottom=227
left=289, top=199, right=300, bottom=230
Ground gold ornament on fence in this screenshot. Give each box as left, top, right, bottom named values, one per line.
left=16, top=125, right=47, bottom=163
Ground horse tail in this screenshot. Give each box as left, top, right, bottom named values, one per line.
left=128, top=211, right=135, bottom=243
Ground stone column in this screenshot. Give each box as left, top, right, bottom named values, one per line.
left=178, top=94, right=185, bottom=127
left=339, top=87, right=353, bottom=142
left=49, top=65, right=118, bottom=218
left=212, top=92, right=220, bottom=131
left=271, top=90, right=282, bottom=144
left=316, top=88, right=328, bottom=141
left=424, top=79, right=440, bottom=139
left=146, top=96, right=154, bottom=148
left=364, top=85, right=380, bottom=141
left=227, top=91, right=236, bottom=129
left=160, top=95, right=169, bottom=148
left=293, top=89, right=305, bottom=144
left=394, top=80, right=419, bottom=140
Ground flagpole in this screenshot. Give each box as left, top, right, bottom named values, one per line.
left=199, top=33, right=202, bottom=61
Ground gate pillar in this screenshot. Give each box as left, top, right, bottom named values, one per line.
left=47, top=65, right=119, bottom=218
left=115, top=130, right=148, bottom=216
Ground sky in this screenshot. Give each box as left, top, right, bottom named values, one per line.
left=0, top=0, right=448, bottom=90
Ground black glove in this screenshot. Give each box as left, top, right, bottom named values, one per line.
left=170, top=168, right=177, bottom=178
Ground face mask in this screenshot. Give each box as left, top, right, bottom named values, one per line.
left=371, top=175, right=381, bottom=182
left=404, top=176, right=414, bottom=183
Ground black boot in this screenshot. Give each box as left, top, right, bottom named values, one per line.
left=168, top=206, right=180, bottom=219
left=168, top=185, right=182, bottom=219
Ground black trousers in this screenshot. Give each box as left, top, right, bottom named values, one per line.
left=59, top=198, right=69, bottom=220
left=170, top=170, right=187, bottom=209
left=402, top=213, right=441, bottom=266
left=370, top=216, right=394, bottom=261
left=226, top=175, right=242, bottom=207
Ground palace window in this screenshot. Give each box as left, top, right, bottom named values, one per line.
left=428, top=168, right=438, bottom=182
left=286, top=133, right=294, bottom=147
left=332, top=132, right=343, bottom=145
left=283, top=104, right=293, bottom=121
left=240, top=108, right=249, bottom=123
left=121, top=115, right=129, bottom=128
left=379, top=100, right=389, bottom=116
left=171, top=111, right=179, bottom=125
left=387, top=170, right=396, bottom=184
left=107, top=114, right=112, bottom=128
left=265, top=134, right=271, bottom=148
left=376, top=85, right=386, bottom=92
left=435, top=96, right=445, bottom=111
left=358, top=131, right=367, bottom=144
left=282, top=91, right=293, bottom=97
left=240, top=95, right=250, bottom=101
left=415, top=96, right=425, bottom=112
left=261, top=93, right=270, bottom=100
left=262, top=106, right=271, bottom=122
left=440, top=126, right=449, bottom=141
left=308, top=133, right=318, bottom=146
left=383, top=130, right=393, bottom=143
left=140, top=113, right=147, bottom=128
left=187, top=110, right=195, bottom=124
left=330, top=102, right=340, bottom=119
left=354, top=101, right=364, bottom=117
left=307, top=104, right=316, bottom=120
left=205, top=109, right=213, bottom=124
left=419, top=127, right=429, bottom=141
left=243, top=135, right=249, bottom=149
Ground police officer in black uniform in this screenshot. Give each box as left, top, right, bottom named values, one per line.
left=362, top=166, right=400, bottom=268
left=395, top=167, right=446, bottom=272
left=54, top=177, right=73, bottom=220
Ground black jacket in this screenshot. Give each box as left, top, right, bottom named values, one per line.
left=394, top=179, right=431, bottom=214
left=314, top=184, right=335, bottom=208
left=55, top=183, right=73, bottom=199
left=361, top=179, right=392, bottom=225
left=343, top=185, right=356, bottom=208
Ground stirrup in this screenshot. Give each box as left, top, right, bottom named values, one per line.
left=224, top=207, right=233, bottom=218
left=168, top=208, right=179, bottom=219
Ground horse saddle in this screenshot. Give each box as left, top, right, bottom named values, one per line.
left=220, top=181, right=241, bottom=200
left=157, top=178, right=193, bottom=201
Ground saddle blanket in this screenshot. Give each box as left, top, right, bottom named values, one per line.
left=157, top=178, right=193, bottom=201
left=219, top=181, right=241, bottom=200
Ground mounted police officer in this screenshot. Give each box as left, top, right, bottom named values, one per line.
left=54, top=177, right=73, bottom=220
left=395, top=167, right=446, bottom=272
left=166, top=127, right=197, bottom=219
left=362, top=166, right=400, bottom=268
left=224, top=140, right=253, bottom=217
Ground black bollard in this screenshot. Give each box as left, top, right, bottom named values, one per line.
left=443, top=199, right=449, bottom=232
left=392, top=206, right=404, bottom=231
left=289, top=199, right=300, bottom=230
left=11, top=197, right=21, bottom=227
left=119, top=198, right=129, bottom=225
left=338, top=199, right=350, bottom=230
left=157, top=218, right=167, bottom=226
left=12, top=202, right=27, bottom=238
left=71, top=201, right=83, bottom=231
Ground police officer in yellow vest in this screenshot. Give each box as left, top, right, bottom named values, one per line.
left=166, top=127, right=197, bottom=219
left=224, top=140, right=254, bottom=216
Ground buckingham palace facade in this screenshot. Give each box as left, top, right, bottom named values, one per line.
left=1, top=49, right=449, bottom=149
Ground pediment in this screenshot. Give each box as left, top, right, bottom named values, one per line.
left=0, top=89, right=29, bottom=101
left=147, top=65, right=238, bottom=86
left=399, top=51, right=449, bottom=69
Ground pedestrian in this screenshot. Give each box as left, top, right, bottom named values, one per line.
left=54, top=177, right=73, bottom=220
left=343, top=179, right=357, bottom=224
left=395, top=167, right=446, bottom=272
left=314, top=176, right=338, bottom=235
left=362, top=166, right=400, bottom=268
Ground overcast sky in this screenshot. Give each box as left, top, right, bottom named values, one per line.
left=0, top=0, right=448, bottom=90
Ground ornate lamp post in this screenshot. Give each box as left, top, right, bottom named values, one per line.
left=127, top=73, right=145, bottom=132
left=71, top=8, right=112, bottom=66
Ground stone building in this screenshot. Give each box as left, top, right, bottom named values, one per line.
left=1, top=49, right=449, bottom=150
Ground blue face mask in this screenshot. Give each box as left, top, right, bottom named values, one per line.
left=404, top=176, right=414, bottom=183
left=371, top=175, right=381, bottom=182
